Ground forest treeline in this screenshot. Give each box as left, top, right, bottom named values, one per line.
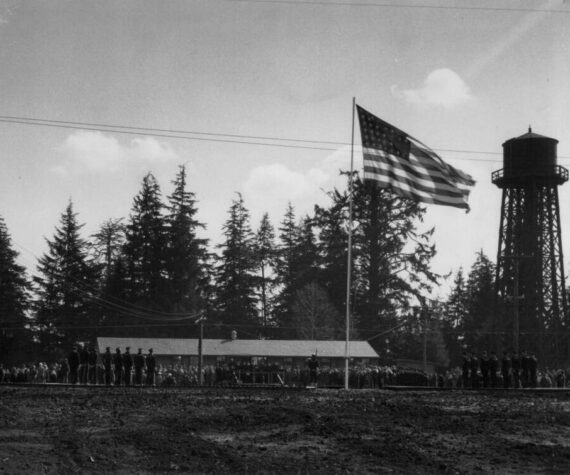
left=0, top=166, right=498, bottom=366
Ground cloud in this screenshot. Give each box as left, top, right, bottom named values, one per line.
left=57, top=131, right=179, bottom=174
left=392, top=68, right=472, bottom=109
left=243, top=146, right=356, bottom=224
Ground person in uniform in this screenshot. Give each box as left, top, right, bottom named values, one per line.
left=480, top=351, right=489, bottom=388
left=78, top=344, right=89, bottom=385
left=511, top=352, right=521, bottom=388
left=113, top=348, right=123, bottom=386
left=146, top=348, right=156, bottom=386
left=134, top=348, right=145, bottom=386
left=521, top=350, right=530, bottom=388
left=306, top=354, right=319, bottom=387
left=489, top=351, right=499, bottom=388
left=529, top=353, right=538, bottom=388
left=461, top=351, right=470, bottom=388
left=501, top=351, right=511, bottom=388
left=87, top=346, right=98, bottom=385
left=102, top=347, right=113, bottom=386
left=68, top=345, right=80, bottom=385
left=470, top=352, right=479, bottom=389
left=123, top=347, right=133, bottom=386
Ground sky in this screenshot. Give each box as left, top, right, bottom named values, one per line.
left=2, top=0, right=570, bottom=297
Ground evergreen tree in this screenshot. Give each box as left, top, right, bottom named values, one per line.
left=253, top=213, right=276, bottom=329
left=34, top=201, right=98, bottom=355
left=442, top=268, right=468, bottom=365
left=90, top=218, right=126, bottom=337
left=273, top=203, right=301, bottom=331
left=91, top=218, right=125, bottom=286
left=315, top=175, right=438, bottom=344
left=214, top=193, right=258, bottom=332
left=165, top=165, right=210, bottom=315
left=463, top=250, right=495, bottom=351
left=294, top=216, right=321, bottom=290
left=123, top=173, right=167, bottom=310
left=0, top=216, right=32, bottom=363
left=314, top=196, right=348, bottom=319
left=291, top=281, right=343, bottom=340
left=353, top=180, right=438, bottom=338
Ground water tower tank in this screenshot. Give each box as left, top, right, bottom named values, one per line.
left=493, top=128, right=566, bottom=187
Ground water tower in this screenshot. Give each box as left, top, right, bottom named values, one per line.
left=492, top=128, right=568, bottom=362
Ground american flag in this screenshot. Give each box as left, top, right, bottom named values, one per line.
left=356, top=105, right=475, bottom=210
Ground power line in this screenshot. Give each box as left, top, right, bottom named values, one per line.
left=0, top=114, right=514, bottom=164
left=12, top=240, right=205, bottom=321
left=5, top=113, right=570, bottom=164
left=0, top=114, right=346, bottom=147
left=0, top=117, right=336, bottom=153
left=228, top=0, right=570, bottom=14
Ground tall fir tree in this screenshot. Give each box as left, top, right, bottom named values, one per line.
left=273, top=203, right=300, bottom=331
left=91, top=218, right=125, bottom=286
left=291, top=281, right=343, bottom=340
left=123, top=173, right=168, bottom=311
left=90, top=218, right=126, bottom=337
left=165, top=165, right=210, bottom=317
left=253, top=213, right=276, bottom=329
left=353, top=180, right=438, bottom=338
left=442, top=268, right=468, bottom=365
left=0, top=216, right=32, bottom=363
left=214, top=193, right=258, bottom=334
left=314, top=192, right=349, bottom=320
left=294, top=216, right=321, bottom=290
left=463, top=250, right=496, bottom=351
left=315, top=175, right=438, bottom=346
left=34, top=201, right=98, bottom=355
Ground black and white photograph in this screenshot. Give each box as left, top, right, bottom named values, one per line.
left=1, top=0, right=570, bottom=473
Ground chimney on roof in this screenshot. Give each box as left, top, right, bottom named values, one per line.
left=231, top=330, right=237, bottom=340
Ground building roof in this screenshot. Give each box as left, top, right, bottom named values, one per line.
left=96, top=337, right=379, bottom=359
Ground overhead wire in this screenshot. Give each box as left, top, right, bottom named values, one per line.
left=228, top=0, right=570, bottom=14
left=11, top=240, right=205, bottom=322
left=0, top=114, right=539, bottom=164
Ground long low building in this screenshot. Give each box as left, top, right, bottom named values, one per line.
left=96, top=337, right=379, bottom=368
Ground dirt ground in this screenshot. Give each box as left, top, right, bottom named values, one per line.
left=1, top=386, right=570, bottom=474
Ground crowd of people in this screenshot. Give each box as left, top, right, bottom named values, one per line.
left=455, top=350, right=555, bottom=389
left=1, top=345, right=569, bottom=390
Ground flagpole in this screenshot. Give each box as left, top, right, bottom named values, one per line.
left=345, top=97, right=356, bottom=390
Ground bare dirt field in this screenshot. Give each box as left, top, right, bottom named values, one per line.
left=1, top=386, right=570, bottom=474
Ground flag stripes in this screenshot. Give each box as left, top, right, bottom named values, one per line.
left=357, top=104, right=475, bottom=210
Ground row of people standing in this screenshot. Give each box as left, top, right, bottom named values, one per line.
left=500, top=350, right=538, bottom=388
left=461, top=350, right=538, bottom=388
left=68, top=345, right=156, bottom=386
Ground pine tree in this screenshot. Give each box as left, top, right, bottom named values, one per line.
left=34, top=201, right=98, bottom=354
left=463, top=250, right=496, bottom=351
left=165, top=165, right=210, bottom=316
left=253, top=213, right=276, bottom=329
left=91, top=218, right=125, bottom=286
left=442, top=268, right=468, bottom=365
left=214, top=193, right=258, bottom=333
left=315, top=175, right=438, bottom=345
left=294, top=216, right=321, bottom=290
left=273, top=203, right=301, bottom=331
left=0, top=216, right=32, bottom=362
left=123, top=173, right=167, bottom=310
left=291, top=281, right=343, bottom=340
left=314, top=195, right=348, bottom=319
left=353, top=180, right=438, bottom=337
left=90, top=218, right=126, bottom=337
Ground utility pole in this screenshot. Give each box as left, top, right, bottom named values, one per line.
left=196, top=312, right=206, bottom=386
left=422, top=309, right=428, bottom=374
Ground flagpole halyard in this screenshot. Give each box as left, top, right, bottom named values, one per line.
left=345, top=97, right=356, bottom=391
